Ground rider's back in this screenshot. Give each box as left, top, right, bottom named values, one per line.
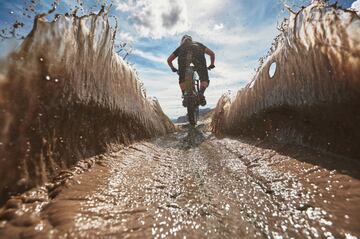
left=174, top=42, right=207, bottom=71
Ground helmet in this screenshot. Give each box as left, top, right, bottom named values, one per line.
left=181, top=35, right=192, bottom=45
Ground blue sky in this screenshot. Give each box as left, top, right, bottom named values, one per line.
left=0, top=0, right=357, bottom=118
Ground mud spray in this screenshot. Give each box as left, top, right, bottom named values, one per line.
left=0, top=1, right=360, bottom=238
left=0, top=9, right=175, bottom=204
left=212, top=2, right=360, bottom=159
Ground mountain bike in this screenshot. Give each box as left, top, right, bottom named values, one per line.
left=183, top=64, right=200, bottom=126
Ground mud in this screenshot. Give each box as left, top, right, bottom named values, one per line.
left=0, top=11, right=174, bottom=204
left=211, top=2, right=360, bottom=159
left=0, top=125, right=359, bottom=238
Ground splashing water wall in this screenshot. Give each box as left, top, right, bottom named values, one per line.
left=0, top=12, right=175, bottom=203
left=211, top=2, right=360, bottom=158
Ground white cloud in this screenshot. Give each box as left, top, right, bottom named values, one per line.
left=184, top=0, right=229, bottom=24
left=213, top=23, right=224, bottom=31
left=193, top=21, right=278, bottom=49
left=133, top=49, right=167, bottom=64
left=210, top=62, right=254, bottom=87
left=119, top=31, right=135, bottom=44
left=115, top=0, right=282, bottom=118
left=351, top=0, right=360, bottom=14
left=114, top=0, right=189, bottom=38
left=135, top=66, right=187, bottom=118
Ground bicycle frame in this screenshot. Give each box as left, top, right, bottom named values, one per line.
left=184, top=65, right=200, bottom=126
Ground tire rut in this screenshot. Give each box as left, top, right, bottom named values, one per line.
left=0, top=128, right=359, bottom=238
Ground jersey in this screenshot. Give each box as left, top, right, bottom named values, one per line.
left=172, top=42, right=209, bottom=83
left=172, top=42, right=207, bottom=71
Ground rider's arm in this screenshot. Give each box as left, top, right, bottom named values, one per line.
left=167, top=54, right=177, bottom=70
left=205, top=48, right=215, bottom=66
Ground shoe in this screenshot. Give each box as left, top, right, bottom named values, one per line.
left=199, top=93, right=206, bottom=106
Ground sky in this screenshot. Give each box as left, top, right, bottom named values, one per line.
left=0, top=0, right=357, bottom=119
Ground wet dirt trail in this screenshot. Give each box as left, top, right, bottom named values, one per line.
left=1, top=125, right=360, bottom=238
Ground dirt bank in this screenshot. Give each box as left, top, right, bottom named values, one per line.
left=211, top=3, right=360, bottom=159
left=0, top=11, right=174, bottom=204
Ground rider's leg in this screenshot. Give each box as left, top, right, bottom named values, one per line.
left=199, top=81, right=209, bottom=94
left=179, top=82, right=186, bottom=95
left=179, top=79, right=187, bottom=107
left=198, top=80, right=209, bottom=106
left=197, top=65, right=209, bottom=95
left=197, top=66, right=209, bottom=106
left=178, top=69, right=186, bottom=95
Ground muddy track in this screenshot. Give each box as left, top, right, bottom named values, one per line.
left=0, top=125, right=359, bottom=238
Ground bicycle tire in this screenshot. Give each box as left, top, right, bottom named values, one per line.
left=187, top=103, right=196, bottom=126
left=187, top=100, right=199, bottom=126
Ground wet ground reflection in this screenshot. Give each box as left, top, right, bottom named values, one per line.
left=0, top=126, right=359, bottom=238
left=176, top=124, right=208, bottom=149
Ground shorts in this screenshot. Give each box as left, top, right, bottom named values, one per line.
left=178, top=65, right=209, bottom=84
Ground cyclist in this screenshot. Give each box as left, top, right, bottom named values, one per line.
left=167, top=35, right=215, bottom=106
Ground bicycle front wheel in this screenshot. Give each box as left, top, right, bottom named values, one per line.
left=187, top=102, right=199, bottom=126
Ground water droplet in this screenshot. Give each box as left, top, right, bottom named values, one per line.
left=10, top=11, right=14, bottom=14
left=45, top=75, right=50, bottom=80
left=54, top=78, right=59, bottom=82
left=345, top=233, right=357, bottom=239
left=39, top=57, right=44, bottom=62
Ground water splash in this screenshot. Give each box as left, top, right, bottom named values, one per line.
left=211, top=2, right=360, bottom=158
left=0, top=10, right=174, bottom=204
